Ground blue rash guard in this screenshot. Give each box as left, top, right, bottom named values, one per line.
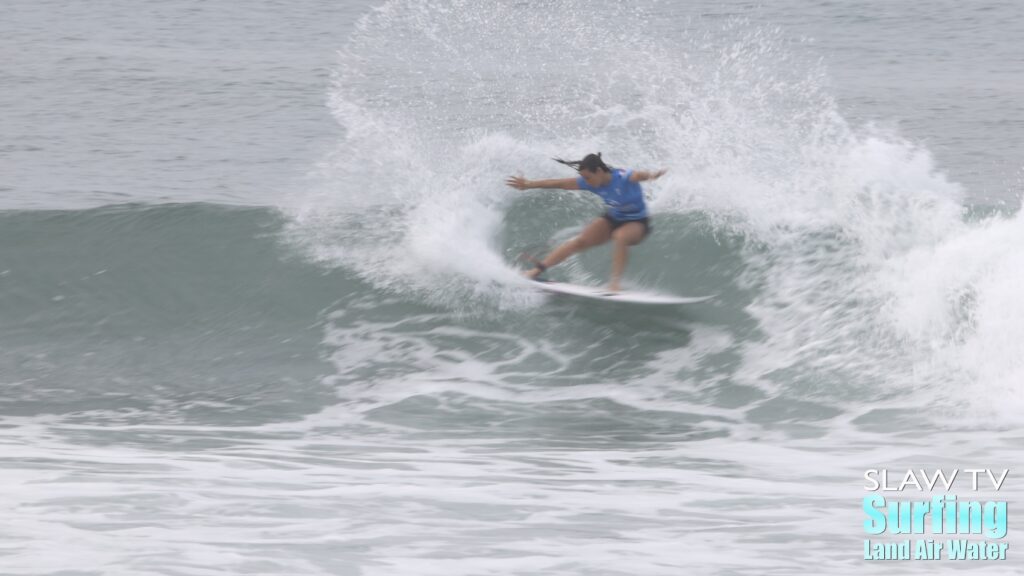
left=575, top=168, right=648, bottom=221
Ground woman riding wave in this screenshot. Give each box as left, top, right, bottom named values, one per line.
left=506, top=153, right=666, bottom=292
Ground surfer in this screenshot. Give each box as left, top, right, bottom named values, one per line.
left=506, top=153, right=666, bottom=292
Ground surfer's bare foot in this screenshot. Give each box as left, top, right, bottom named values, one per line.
left=523, top=267, right=543, bottom=280
left=607, top=282, right=621, bottom=292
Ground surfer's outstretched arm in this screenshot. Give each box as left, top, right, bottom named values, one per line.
left=505, top=176, right=580, bottom=190
left=628, top=169, right=668, bottom=182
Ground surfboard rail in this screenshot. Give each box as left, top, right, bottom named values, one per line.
left=532, top=279, right=714, bottom=305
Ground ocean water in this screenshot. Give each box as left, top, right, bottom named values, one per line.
left=2, top=1, right=1024, bottom=574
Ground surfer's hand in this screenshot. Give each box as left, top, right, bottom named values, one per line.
left=506, top=175, right=530, bottom=190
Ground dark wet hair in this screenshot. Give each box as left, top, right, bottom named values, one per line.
left=554, top=153, right=611, bottom=173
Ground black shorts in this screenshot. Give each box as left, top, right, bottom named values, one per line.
left=602, top=212, right=652, bottom=239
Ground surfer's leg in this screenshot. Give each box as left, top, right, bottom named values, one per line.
left=608, top=221, right=646, bottom=291
left=525, top=218, right=612, bottom=279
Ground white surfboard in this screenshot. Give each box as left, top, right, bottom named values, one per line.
left=532, top=279, right=714, bottom=305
